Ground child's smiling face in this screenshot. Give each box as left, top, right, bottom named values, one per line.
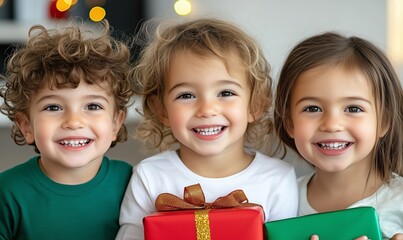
left=16, top=80, right=125, bottom=183
left=161, top=51, right=254, bottom=159
left=286, top=64, right=384, bottom=173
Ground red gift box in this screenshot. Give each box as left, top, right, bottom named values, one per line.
left=143, top=184, right=264, bottom=240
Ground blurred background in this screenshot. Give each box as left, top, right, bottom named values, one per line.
left=0, top=0, right=402, bottom=176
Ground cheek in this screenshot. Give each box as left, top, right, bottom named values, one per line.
left=292, top=127, right=315, bottom=162
left=293, top=131, right=310, bottom=150
left=231, top=108, right=248, bottom=120
left=165, top=106, right=187, bottom=128
left=228, top=99, right=250, bottom=116
left=351, top=122, right=377, bottom=145
left=291, top=118, right=314, bottom=140
left=31, top=121, right=53, bottom=149
left=98, top=117, right=118, bottom=132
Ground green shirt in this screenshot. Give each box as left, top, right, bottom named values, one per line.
left=0, top=156, right=132, bottom=240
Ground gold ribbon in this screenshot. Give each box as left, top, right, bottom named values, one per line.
left=155, top=184, right=259, bottom=240
left=195, top=209, right=211, bottom=240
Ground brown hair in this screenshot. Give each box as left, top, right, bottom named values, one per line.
left=274, top=32, right=403, bottom=181
left=132, top=18, right=273, bottom=151
left=0, top=20, right=134, bottom=152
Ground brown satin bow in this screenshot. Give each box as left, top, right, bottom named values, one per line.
left=155, top=183, right=256, bottom=211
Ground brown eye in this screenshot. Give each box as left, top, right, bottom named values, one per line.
left=176, top=93, right=194, bottom=99
left=346, top=106, right=363, bottom=113
left=218, top=90, right=235, bottom=97
left=86, top=103, right=102, bottom=110
left=303, top=106, right=321, bottom=112
left=44, top=105, right=61, bottom=111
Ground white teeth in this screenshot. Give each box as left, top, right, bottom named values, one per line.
left=59, top=139, right=90, bottom=147
left=194, top=127, right=223, bottom=135
left=319, top=142, right=348, bottom=150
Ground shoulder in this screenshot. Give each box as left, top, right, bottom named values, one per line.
left=0, top=157, right=40, bottom=193
left=365, top=174, right=403, bottom=238
left=107, top=158, right=132, bottom=171
left=245, top=152, right=297, bottom=188
left=0, top=157, right=37, bottom=188
left=134, top=151, right=179, bottom=172
left=355, top=173, right=403, bottom=208
left=384, top=173, right=403, bottom=194
left=389, top=173, right=403, bottom=184
left=254, top=152, right=295, bottom=172
left=297, top=173, right=313, bottom=187
left=139, top=151, right=177, bottom=163
left=376, top=173, right=403, bottom=199
left=296, top=173, right=315, bottom=216
left=103, top=157, right=133, bottom=183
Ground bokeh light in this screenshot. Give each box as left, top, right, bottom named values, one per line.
left=174, top=0, right=191, bottom=16
left=0, top=0, right=5, bottom=7
left=56, top=0, right=72, bottom=12
left=89, top=6, right=106, bottom=22
left=388, top=0, right=403, bottom=64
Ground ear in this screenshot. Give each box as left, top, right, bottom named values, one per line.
left=16, top=113, right=35, bottom=144
left=112, top=110, right=126, bottom=141
left=284, top=117, right=295, bottom=139
left=378, top=121, right=389, bottom=138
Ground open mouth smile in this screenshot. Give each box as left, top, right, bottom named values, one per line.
left=317, top=142, right=351, bottom=150
left=193, top=126, right=225, bottom=136
left=59, top=139, right=91, bottom=147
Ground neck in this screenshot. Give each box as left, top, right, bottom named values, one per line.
left=308, top=166, right=383, bottom=211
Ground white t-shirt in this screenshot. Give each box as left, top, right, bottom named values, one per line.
left=116, top=150, right=298, bottom=240
left=298, top=173, right=403, bottom=239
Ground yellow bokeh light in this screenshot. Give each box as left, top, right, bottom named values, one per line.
left=89, top=6, right=106, bottom=22
left=71, top=0, right=78, bottom=5
left=56, top=0, right=72, bottom=12
left=174, top=0, right=191, bottom=16
left=388, top=0, right=403, bottom=63
left=0, top=0, right=5, bottom=7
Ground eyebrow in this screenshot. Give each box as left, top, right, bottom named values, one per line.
left=295, top=96, right=372, bottom=105
left=167, top=79, right=244, bottom=94
left=35, top=94, right=110, bottom=104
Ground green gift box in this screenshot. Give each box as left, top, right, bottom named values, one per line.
left=265, top=206, right=382, bottom=240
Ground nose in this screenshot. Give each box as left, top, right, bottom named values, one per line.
left=195, top=97, right=219, bottom=118
left=62, top=110, right=84, bottom=129
left=319, top=112, right=344, bottom=132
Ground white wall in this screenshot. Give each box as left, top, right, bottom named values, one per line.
left=146, top=0, right=386, bottom=81
left=0, top=0, right=389, bottom=176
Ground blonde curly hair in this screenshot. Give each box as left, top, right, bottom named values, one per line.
left=132, top=18, right=273, bottom=152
